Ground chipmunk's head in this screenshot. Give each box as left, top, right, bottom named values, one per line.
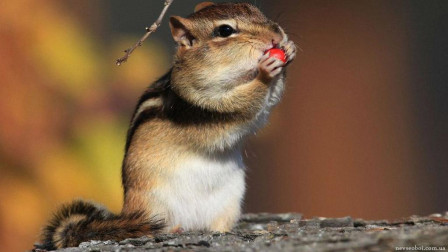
left=169, top=2, right=289, bottom=111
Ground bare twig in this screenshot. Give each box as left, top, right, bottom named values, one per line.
left=116, top=0, right=174, bottom=66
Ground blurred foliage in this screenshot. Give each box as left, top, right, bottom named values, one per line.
left=0, top=0, right=169, bottom=251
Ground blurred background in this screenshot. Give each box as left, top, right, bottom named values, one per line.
left=1, top=0, right=447, bottom=251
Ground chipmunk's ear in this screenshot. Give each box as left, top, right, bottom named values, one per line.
left=169, top=16, right=195, bottom=48
left=194, top=2, right=215, bottom=12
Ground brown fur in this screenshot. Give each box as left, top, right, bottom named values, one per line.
left=37, top=200, right=164, bottom=250
left=37, top=2, right=296, bottom=249
left=122, top=1, right=293, bottom=228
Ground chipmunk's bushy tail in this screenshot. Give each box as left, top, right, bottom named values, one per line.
left=36, top=200, right=164, bottom=250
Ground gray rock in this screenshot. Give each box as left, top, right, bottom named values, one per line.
left=42, top=213, right=448, bottom=252
left=320, top=216, right=354, bottom=228
left=240, top=213, right=302, bottom=223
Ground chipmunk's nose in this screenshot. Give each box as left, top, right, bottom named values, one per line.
left=270, top=24, right=286, bottom=47
left=272, top=35, right=283, bottom=48
left=270, top=22, right=288, bottom=45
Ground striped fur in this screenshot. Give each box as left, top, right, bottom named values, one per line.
left=124, top=70, right=171, bottom=152
left=119, top=1, right=295, bottom=234
left=37, top=2, right=296, bottom=249
left=36, top=200, right=164, bottom=250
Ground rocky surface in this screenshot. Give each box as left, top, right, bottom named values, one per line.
left=40, top=213, right=448, bottom=251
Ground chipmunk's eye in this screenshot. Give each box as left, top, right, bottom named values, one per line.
left=215, top=25, right=236, bottom=37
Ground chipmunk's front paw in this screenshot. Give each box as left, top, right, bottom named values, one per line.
left=282, top=40, right=297, bottom=63
left=257, top=54, right=284, bottom=84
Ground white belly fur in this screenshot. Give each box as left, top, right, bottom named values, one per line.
left=149, top=150, right=246, bottom=231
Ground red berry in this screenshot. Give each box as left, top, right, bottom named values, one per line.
left=265, top=48, right=287, bottom=63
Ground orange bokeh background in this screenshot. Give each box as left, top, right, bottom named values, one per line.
left=1, top=0, right=447, bottom=251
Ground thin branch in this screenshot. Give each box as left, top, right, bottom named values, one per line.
left=116, top=0, right=174, bottom=66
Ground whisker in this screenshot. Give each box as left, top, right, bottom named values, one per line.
left=274, top=11, right=285, bottom=24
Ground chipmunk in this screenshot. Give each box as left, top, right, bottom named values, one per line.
left=37, top=2, right=296, bottom=250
